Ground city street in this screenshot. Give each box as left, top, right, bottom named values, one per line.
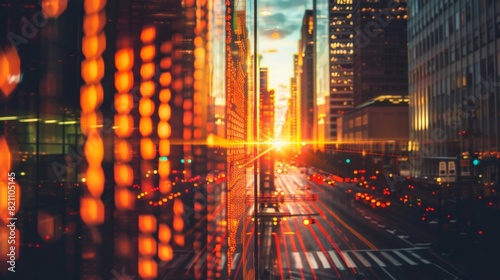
left=234, top=169, right=470, bottom=280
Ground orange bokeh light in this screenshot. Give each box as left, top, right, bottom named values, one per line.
left=80, top=84, right=104, bottom=114
left=84, top=0, right=106, bottom=14
left=115, top=188, right=134, bottom=210
left=80, top=196, right=104, bottom=226
left=42, top=0, right=68, bottom=18
left=140, top=45, right=156, bottom=61
left=114, top=163, right=133, bottom=187
left=140, top=138, right=156, bottom=160
left=138, top=258, right=158, bottom=279
left=115, top=48, right=134, bottom=71
left=139, top=215, right=157, bottom=234
left=81, top=57, right=105, bottom=84
left=140, top=62, right=156, bottom=80
left=82, top=32, right=106, bottom=59
left=157, top=121, right=171, bottom=139
left=114, top=71, right=133, bottom=93
left=84, top=130, right=104, bottom=166
left=158, top=139, right=170, bottom=156
left=114, top=139, right=132, bottom=162
left=86, top=165, right=104, bottom=198
left=139, top=98, right=155, bottom=117
left=83, top=12, right=106, bottom=36
left=0, top=46, right=21, bottom=97
left=114, top=114, right=133, bottom=138
left=140, top=27, right=156, bottom=44
left=114, top=92, right=133, bottom=114
left=139, top=117, right=153, bottom=137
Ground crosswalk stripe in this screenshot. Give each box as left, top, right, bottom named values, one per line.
left=316, top=251, right=330, bottom=269
left=409, top=251, right=431, bottom=264
left=220, top=253, right=227, bottom=271
left=306, top=252, right=318, bottom=269
left=292, top=252, right=303, bottom=269
left=394, top=251, right=417, bottom=265
left=381, top=252, right=402, bottom=266
left=353, top=252, right=371, bottom=267
left=366, top=252, right=386, bottom=267
left=340, top=251, right=357, bottom=268
left=231, top=253, right=240, bottom=270
left=328, top=251, right=345, bottom=271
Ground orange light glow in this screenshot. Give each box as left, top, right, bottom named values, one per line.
left=158, top=160, right=171, bottom=178
left=80, top=196, right=104, bottom=226
left=158, top=104, right=171, bottom=120
left=138, top=258, right=158, bottom=279
left=84, top=0, right=106, bottom=14
left=160, top=42, right=172, bottom=53
left=80, top=84, right=104, bottom=113
left=114, top=92, right=133, bottom=114
left=80, top=111, right=103, bottom=136
left=114, top=71, right=133, bottom=93
left=173, top=198, right=183, bottom=216
left=84, top=130, right=104, bottom=166
left=157, top=121, right=171, bottom=138
left=83, top=12, right=106, bottom=36
left=139, top=98, right=155, bottom=117
left=159, top=179, right=172, bottom=194
left=115, top=188, right=134, bottom=210
left=0, top=46, right=21, bottom=97
left=160, top=58, right=172, bottom=70
left=114, top=114, right=133, bottom=138
left=115, top=48, right=134, bottom=71
left=82, top=32, right=106, bottom=58
left=140, top=27, right=156, bottom=43
left=138, top=235, right=157, bottom=256
left=174, top=234, right=184, bottom=246
left=139, top=215, right=157, bottom=234
left=173, top=216, right=184, bottom=232
left=140, top=62, right=156, bottom=80
left=158, top=243, right=173, bottom=261
left=158, top=224, right=171, bottom=243
left=158, top=139, right=170, bottom=156
left=42, top=0, right=68, bottom=18
left=159, top=73, right=172, bottom=86
left=114, top=163, right=133, bottom=187
left=140, top=138, right=156, bottom=160
left=114, top=139, right=132, bottom=162
left=0, top=182, right=20, bottom=223
left=0, top=136, right=11, bottom=172
left=139, top=117, right=153, bottom=137
left=81, top=57, right=105, bottom=84
left=86, top=165, right=104, bottom=198
left=115, top=235, right=131, bottom=257
left=159, top=89, right=171, bottom=102
left=140, top=81, right=155, bottom=98
left=140, top=45, right=156, bottom=61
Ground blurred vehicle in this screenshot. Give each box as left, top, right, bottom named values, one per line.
left=355, top=192, right=391, bottom=209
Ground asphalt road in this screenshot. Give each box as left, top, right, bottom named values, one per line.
left=235, top=169, right=471, bottom=280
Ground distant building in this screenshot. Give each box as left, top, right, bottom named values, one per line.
left=299, top=10, right=315, bottom=143
left=352, top=0, right=408, bottom=106
left=337, top=95, right=409, bottom=174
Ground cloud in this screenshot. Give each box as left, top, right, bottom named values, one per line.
left=258, top=6, right=304, bottom=39
left=260, top=22, right=300, bottom=39
left=259, top=0, right=305, bottom=10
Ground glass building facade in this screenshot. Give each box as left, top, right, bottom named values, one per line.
left=408, top=0, right=500, bottom=194
left=0, top=0, right=256, bottom=279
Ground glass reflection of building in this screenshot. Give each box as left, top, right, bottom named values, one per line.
left=0, top=0, right=255, bottom=279
left=408, top=0, right=500, bottom=193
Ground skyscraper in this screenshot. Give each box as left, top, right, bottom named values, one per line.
left=353, top=0, right=408, bottom=106
left=407, top=0, right=499, bottom=193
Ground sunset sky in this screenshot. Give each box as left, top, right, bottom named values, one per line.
left=256, top=0, right=312, bottom=135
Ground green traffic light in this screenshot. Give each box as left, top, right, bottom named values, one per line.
left=346, top=159, right=351, bottom=163
left=472, top=159, right=480, bottom=166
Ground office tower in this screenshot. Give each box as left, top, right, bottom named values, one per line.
left=407, top=0, right=499, bottom=193
left=353, top=0, right=408, bottom=106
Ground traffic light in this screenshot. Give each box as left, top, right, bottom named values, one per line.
left=345, top=158, right=351, bottom=163
left=302, top=218, right=316, bottom=226
left=472, top=158, right=480, bottom=166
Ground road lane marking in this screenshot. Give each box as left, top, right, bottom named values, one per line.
left=353, top=252, right=371, bottom=267
left=386, top=229, right=396, bottom=234
left=394, top=251, right=417, bottom=265
left=316, top=251, right=330, bottom=269
left=328, top=251, right=345, bottom=271
left=317, top=200, right=377, bottom=250
left=292, top=252, right=303, bottom=269
left=306, top=252, right=318, bottom=269
left=366, top=252, right=386, bottom=267
left=219, top=253, right=227, bottom=271
left=231, top=253, right=240, bottom=270
left=381, top=252, right=402, bottom=266
left=409, top=251, right=431, bottom=264
left=415, top=243, right=432, bottom=247
left=340, top=252, right=357, bottom=268
left=377, top=224, right=386, bottom=228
